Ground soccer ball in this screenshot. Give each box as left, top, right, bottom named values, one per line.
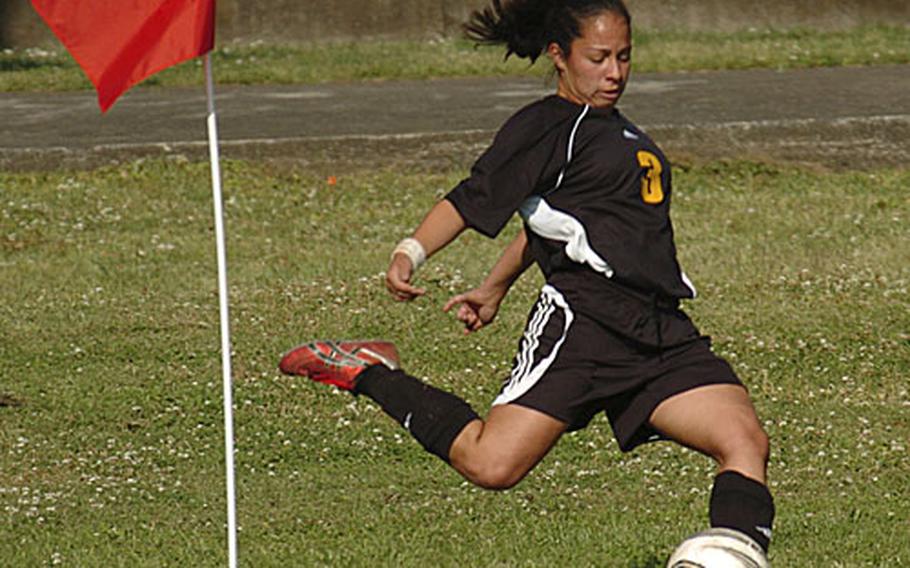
left=667, top=528, right=770, bottom=568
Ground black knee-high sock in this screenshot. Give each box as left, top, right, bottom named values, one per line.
left=354, top=365, right=479, bottom=463
left=710, top=471, right=776, bottom=552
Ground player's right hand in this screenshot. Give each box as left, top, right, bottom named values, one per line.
left=385, top=253, right=426, bottom=302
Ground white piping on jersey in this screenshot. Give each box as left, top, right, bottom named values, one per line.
left=522, top=103, right=615, bottom=278
left=520, top=195, right=615, bottom=278
left=550, top=105, right=591, bottom=193
left=494, top=285, right=574, bottom=407
left=680, top=270, right=698, bottom=298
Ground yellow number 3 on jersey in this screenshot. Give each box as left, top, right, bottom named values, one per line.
left=637, top=151, right=665, bottom=204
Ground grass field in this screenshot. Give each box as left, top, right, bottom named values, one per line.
left=1, top=158, right=908, bottom=566
left=1, top=25, right=909, bottom=93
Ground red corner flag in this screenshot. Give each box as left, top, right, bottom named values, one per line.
left=31, top=0, right=215, bottom=112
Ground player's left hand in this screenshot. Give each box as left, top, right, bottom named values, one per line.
left=443, top=285, right=506, bottom=334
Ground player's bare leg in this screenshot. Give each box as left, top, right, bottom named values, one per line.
left=448, top=404, right=566, bottom=490
left=649, top=383, right=774, bottom=552
left=648, top=383, right=769, bottom=482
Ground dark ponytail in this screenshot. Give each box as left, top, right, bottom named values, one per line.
left=463, top=0, right=631, bottom=63
left=463, top=0, right=552, bottom=62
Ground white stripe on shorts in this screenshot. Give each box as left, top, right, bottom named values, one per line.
left=511, top=295, right=554, bottom=385
left=494, top=285, right=574, bottom=407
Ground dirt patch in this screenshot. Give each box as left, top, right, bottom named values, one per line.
left=3, top=120, right=907, bottom=175
left=0, top=393, right=24, bottom=408
left=652, top=116, right=910, bottom=171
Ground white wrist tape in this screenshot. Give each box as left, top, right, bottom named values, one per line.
left=392, top=237, right=427, bottom=271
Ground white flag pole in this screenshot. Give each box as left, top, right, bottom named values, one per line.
left=204, top=52, right=239, bottom=568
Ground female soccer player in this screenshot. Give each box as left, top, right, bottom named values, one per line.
left=281, top=0, right=775, bottom=560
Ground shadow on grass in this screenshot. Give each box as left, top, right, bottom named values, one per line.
left=627, top=554, right=665, bottom=567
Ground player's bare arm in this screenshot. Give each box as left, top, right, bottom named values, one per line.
left=385, top=199, right=466, bottom=301
left=444, top=229, right=533, bottom=334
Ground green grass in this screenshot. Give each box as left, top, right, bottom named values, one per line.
left=1, top=159, right=908, bottom=565
left=1, top=25, right=908, bottom=93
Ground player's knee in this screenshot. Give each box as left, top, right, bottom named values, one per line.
left=474, top=465, right=525, bottom=490
left=741, top=424, right=770, bottom=465
left=455, top=458, right=525, bottom=490
left=716, top=415, right=770, bottom=465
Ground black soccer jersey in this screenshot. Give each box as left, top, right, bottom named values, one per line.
left=447, top=95, right=698, bottom=345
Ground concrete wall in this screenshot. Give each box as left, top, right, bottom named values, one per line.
left=630, top=0, right=909, bottom=32
left=2, top=0, right=909, bottom=48
left=214, top=0, right=485, bottom=42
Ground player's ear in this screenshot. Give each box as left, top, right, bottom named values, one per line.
left=547, top=42, right=567, bottom=73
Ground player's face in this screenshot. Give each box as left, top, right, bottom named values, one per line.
left=549, top=11, right=632, bottom=110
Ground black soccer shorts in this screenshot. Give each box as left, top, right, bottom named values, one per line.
left=493, top=284, right=743, bottom=451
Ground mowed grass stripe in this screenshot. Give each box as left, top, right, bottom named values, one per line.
left=1, top=25, right=909, bottom=93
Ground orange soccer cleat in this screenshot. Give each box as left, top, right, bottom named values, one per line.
left=278, top=340, right=400, bottom=391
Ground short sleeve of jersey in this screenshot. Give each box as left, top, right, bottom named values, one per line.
left=445, top=99, right=572, bottom=238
